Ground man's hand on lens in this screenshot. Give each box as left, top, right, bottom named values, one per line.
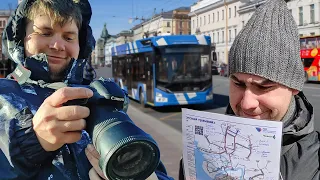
left=33, top=87, right=93, bottom=151
left=86, top=144, right=108, bottom=180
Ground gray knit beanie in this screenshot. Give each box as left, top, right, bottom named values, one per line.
left=228, top=0, right=305, bottom=91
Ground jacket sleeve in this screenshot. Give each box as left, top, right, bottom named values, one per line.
left=0, top=96, right=54, bottom=179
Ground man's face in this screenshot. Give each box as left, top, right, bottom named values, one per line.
left=24, top=14, right=80, bottom=81
left=229, top=73, right=299, bottom=121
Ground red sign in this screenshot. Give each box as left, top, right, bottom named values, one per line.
left=301, top=48, right=320, bottom=58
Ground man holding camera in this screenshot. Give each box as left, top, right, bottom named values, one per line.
left=0, top=0, right=172, bottom=179
left=178, top=0, right=320, bottom=179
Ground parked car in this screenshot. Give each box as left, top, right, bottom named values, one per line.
left=212, top=65, right=219, bottom=75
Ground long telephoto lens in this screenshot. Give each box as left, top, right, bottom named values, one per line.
left=67, top=79, right=161, bottom=179
left=86, top=108, right=160, bottom=180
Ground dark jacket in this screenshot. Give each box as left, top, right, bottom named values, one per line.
left=0, top=0, right=172, bottom=179
left=179, top=92, right=320, bottom=180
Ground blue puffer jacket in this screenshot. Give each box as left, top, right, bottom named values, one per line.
left=0, top=0, right=173, bottom=179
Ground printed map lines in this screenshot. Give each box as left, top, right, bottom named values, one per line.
left=204, top=125, right=253, bottom=160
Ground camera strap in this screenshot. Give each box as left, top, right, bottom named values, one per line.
left=9, top=63, right=67, bottom=90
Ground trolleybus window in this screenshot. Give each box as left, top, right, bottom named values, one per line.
left=306, top=38, right=317, bottom=49
left=300, top=39, right=306, bottom=50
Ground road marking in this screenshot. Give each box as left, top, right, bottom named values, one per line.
left=304, top=86, right=320, bottom=90
left=159, top=112, right=181, bottom=121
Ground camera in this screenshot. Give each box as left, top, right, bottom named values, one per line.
left=67, top=77, right=160, bottom=180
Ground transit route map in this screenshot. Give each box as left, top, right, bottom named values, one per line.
left=182, top=109, right=283, bottom=180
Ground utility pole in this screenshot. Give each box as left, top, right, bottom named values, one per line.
left=224, top=0, right=229, bottom=65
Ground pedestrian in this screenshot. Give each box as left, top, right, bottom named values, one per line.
left=0, top=0, right=172, bottom=179
left=179, top=0, right=319, bottom=179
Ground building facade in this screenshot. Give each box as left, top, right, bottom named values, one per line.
left=239, top=0, right=320, bottom=37
left=0, top=10, right=10, bottom=61
left=132, top=23, right=143, bottom=41
left=190, top=0, right=320, bottom=64
left=94, top=38, right=105, bottom=66
left=105, top=36, right=117, bottom=66
left=172, top=7, right=191, bottom=35
left=132, top=7, right=191, bottom=41
left=116, top=30, right=133, bottom=45
left=132, top=12, right=175, bottom=41
left=94, top=23, right=110, bottom=66
left=288, top=0, right=320, bottom=37
left=0, top=10, right=12, bottom=77
left=190, top=0, right=242, bottom=64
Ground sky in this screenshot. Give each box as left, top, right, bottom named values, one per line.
left=0, top=0, right=197, bottom=40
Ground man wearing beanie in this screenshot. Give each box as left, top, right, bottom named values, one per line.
left=227, top=0, right=319, bottom=178
left=179, top=0, right=319, bottom=179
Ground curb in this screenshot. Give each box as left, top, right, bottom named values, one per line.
left=127, top=105, right=183, bottom=152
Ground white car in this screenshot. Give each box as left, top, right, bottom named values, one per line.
left=106, top=61, right=112, bottom=67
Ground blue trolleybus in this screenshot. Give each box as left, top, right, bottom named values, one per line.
left=111, top=35, right=213, bottom=107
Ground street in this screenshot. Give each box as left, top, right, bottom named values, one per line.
left=95, top=66, right=320, bottom=132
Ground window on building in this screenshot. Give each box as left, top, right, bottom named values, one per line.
left=189, top=31, right=191, bottom=35
left=200, top=17, right=202, bottom=26
left=229, top=29, right=231, bottom=41
left=242, top=21, right=245, bottom=27
left=217, top=32, right=220, bottom=43
left=197, top=18, right=199, bottom=27
left=0, top=21, right=2, bottom=28
left=218, top=12, right=219, bottom=21
left=222, top=10, right=224, bottom=20
left=208, top=15, right=210, bottom=23
left=299, top=34, right=304, bottom=37
left=222, top=31, right=224, bottom=43
left=311, top=32, right=315, bottom=36
left=167, top=22, right=171, bottom=27
left=189, top=21, right=191, bottom=28
left=234, top=6, right=237, bottom=17
left=289, top=9, right=292, bottom=15
left=193, top=20, right=195, bottom=28
left=229, top=8, right=231, bottom=18
left=310, top=4, right=315, bottom=23
left=180, top=20, right=183, bottom=28
left=234, top=29, right=237, bottom=37
left=299, top=7, right=303, bottom=26
left=180, top=31, right=182, bottom=35
left=204, top=16, right=206, bottom=25
left=213, top=13, right=215, bottom=22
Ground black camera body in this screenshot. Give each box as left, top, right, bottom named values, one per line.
left=67, top=77, right=160, bottom=180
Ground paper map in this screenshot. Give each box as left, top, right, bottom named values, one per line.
left=182, top=109, right=283, bottom=180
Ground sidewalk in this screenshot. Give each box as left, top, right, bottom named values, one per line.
left=127, top=106, right=183, bottom=180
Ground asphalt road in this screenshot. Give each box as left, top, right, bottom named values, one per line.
left=95, top=66, right=320, bottom=132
